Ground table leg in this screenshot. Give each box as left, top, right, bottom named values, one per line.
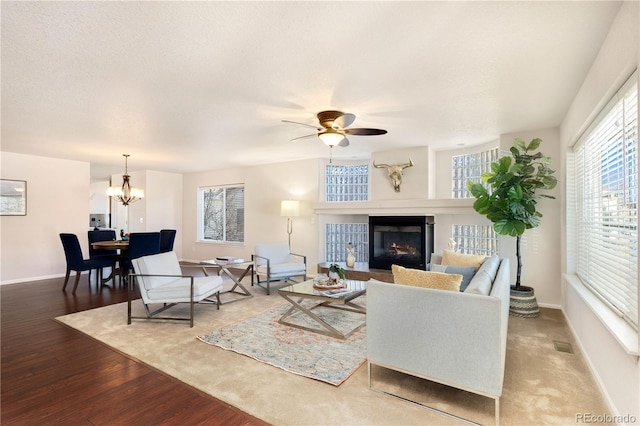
left=278, top=294, right=364, bottom=340
left=202, top=264, right=254, bottom=304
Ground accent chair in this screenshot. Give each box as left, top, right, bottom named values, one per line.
left=251, top=243, right=307, bottom=295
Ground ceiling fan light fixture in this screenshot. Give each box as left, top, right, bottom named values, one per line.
left=319, top=129, right=345, bottom=147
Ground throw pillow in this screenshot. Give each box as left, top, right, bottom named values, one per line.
left=441, top=249, right=485, bottom=269
left=429, top=264, right=477, bottom=292
left=391, top=264, right=462, bottom=292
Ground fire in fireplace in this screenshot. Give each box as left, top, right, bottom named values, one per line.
left=368, top=216, right=434, bottom=270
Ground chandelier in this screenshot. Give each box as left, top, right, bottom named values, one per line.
left=107, top=154, right=144, bottom=206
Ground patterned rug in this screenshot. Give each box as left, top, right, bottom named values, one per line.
left=197, top=302, right=366, bottom=385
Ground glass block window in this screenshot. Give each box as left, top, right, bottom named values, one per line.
left=452, top=224, right=499, bottom=256
left=325, top=223, right=369, bottom=263
left=452, top=148, right=499, bottom=198
left=325, top=164, right=368, bottom=202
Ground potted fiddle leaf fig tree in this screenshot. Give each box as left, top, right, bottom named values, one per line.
left=467, top=138, right=557, bottom=317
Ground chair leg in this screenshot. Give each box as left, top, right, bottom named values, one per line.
left=72, top=271, right=82, bottom=294
left=62, top=269, right=71, bottom=291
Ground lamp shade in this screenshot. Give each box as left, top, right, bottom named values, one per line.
left=280, top=200, right=300, bottom=217
left=318, top=130, right=345, bottom=147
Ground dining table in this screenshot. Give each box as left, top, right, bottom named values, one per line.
left=91, top=240, right=130, bottom=283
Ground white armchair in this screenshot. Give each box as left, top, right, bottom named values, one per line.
left=128, top=251, right=224, bottom=327
left=251, top=243, right=307, bottom=295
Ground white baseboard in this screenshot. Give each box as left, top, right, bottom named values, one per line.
left=1, top=272, right=68, bottom=285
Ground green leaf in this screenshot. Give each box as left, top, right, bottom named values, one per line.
left=468, top=183, right=487, bottom=198
left=528, top=138, right=542, bottom=151
left=473, top=197, right=490, bottom=213
left=499, top=156, right=511, bottom=172
left=494, top=219, right=526, bottom=236
left=542, top=176, right=557, bottom=189
left=480, top=171, right=494, bottom=182
left=507, top=185, right=523, bottom=201
left=514, top=138, right=526, bottom=151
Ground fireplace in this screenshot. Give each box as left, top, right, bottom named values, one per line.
left=368, top=216, right=434, bottom=270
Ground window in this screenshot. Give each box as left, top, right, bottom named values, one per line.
left=198, top=185, right=245, bottom=243
left=325, top=223, right=369, bottom=263
left=452, top=148, right=499, bottom=198
left=572, top=72, right=638, bottom=329
left=451, top=224, right=499, bottom=256
left=325, top=164, right=368, bottom=202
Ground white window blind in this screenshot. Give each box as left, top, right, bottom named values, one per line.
left=573, top=72, right=638, bottom=328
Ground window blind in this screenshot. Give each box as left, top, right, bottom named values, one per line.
left=573, top=72, right=638, bottom=328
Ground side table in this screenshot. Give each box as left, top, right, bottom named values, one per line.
left=199, top=259, right=254, bottom=304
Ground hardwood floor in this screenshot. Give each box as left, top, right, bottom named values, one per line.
left=1, top=275, right=270, bottom=425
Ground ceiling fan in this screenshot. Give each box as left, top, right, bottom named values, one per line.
left=283, top=110, right=387, bottom=148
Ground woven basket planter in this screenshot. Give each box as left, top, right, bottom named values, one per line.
left=509, top=286, right=540, bottom=318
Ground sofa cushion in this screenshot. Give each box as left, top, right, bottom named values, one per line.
left=429, top=264, right=477, bottom=292
left=464, top=270, right=493, bottom=295
left=146, top=276, right=223, bottom=301
left=391, top=264, right=462, bottom=292
left=442, top=249, right=485, bottom=269
left=477, top=255, right=500, bottom=281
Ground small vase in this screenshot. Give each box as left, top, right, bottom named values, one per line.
left=346, top=253, right=355, bottom=268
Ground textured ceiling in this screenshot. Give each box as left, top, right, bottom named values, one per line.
left=1, top=1, right=622, bottom=180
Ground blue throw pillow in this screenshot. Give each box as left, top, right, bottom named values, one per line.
left=429, top=264, right=477, bottom=292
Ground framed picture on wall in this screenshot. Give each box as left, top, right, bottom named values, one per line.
left=1, top=179, right=27, bottom=216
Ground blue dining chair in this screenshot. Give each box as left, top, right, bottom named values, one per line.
left=159, top=229, right=177, bottom=253
left=124, top=232, right=161, bottom=272
left=88, top=229, right=119, bottom=282
left=60, top=233, right=114, bottom=294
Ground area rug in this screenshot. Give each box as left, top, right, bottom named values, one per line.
left=54, top=285, right=612, bottom=425
left=197, top=304, right=366, bottom=385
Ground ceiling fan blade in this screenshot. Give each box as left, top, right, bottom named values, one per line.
left=338, top=137, right=350, bottom=147
left=334, top=113, right=356, bottom=129
left=282, top=120, right=322, bottom=131
left=344, top=128, right=387, bottom=136
left=290, top=133, right=318, bottom=142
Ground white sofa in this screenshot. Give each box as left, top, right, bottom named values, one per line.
left=366, top=257, right=510, bottom=424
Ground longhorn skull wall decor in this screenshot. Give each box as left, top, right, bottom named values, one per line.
left=373, top=158, right=414, bottom=192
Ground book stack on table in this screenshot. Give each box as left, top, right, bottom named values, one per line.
left=214, top=256, right=245, bottom=265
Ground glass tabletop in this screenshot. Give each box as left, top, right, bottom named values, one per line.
left=280, top=279, right=367, bottom=297
left=200, top=258, right=252, bottom=267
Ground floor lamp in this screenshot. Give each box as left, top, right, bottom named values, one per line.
left=280, top=200, right=300, bottom=248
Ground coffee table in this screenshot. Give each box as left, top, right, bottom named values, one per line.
left=278, top=279, right=367, bottom=340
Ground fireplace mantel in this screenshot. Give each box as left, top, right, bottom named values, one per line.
left=312, top=198, right=474, bottom=216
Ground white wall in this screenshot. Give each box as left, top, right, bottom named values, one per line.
left=181, top=158, right=321, bottom=268
left=371, top=147, right=430, bottom=200
left=560, top=1, right=639, bottom=422
left=1, top=152, right=90, bottom=284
